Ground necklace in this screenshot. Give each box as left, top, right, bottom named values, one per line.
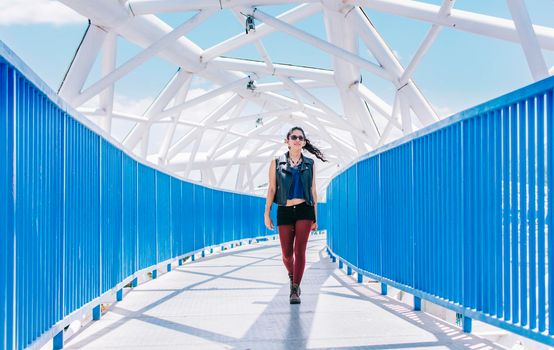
left=289, top=154, right=302, bottom=167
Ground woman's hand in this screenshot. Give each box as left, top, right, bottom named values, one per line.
left=264, top=214, right=274, bottom=230
left=311, top=221, right=317, bottom=232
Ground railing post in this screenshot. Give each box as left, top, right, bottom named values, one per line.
left=152, top=269, right=158, bottom=279
left=414, top=296, right=421, bottom=311
left=347, top=266, right=352, bottom=275
left=381, top=283, right=388, bottom=295
left=116, top=289, right=123, bottom=301
left=357, top=273, right=363, bottom=283
left=178, top=258, right=183, bottom=266
left=132, top=277, right=138, bottom=287
left=338, top=259, right=343, bottom=269
left=191, top=254, right=196, bottom=261
left=210, top=248, right=213, bottom=254
left=463, top=316, right=472, bottom=333
left=167, top=263, right=171, bottom=272
left=53, top=330, right=64, bottom=349
left=201, top=250, right=205, bottom=257
left=93, top=305, right=101, bottom=320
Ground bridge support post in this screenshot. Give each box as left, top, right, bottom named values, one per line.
left=53, top=330, right=64, bottom=349
left=210, top=248, right=213, bottom=254
left=381, top=283, right=388, bottom=295
left=347, top=266, right=352, bottom=275
left=338, top=260, right=343, bottom=269
left=331, top=255, right=336, bottom=263
left=132, top=277, right=138, bottom=287
left=463, top=316, right=472, bottom=333
left=357, top=273, right=363, bottom=283
left=414, top=296, right=421, bottom=311
left=192, top=254, right=196, bottom=261
left=93, top=305, right=101, bottom=320
left=231, top=243, right=234, bottom=248
left=201, top=250, right=205, bottom=257
left=178, top=259, right=183, bottom=266
left=167, top=263, right=171, bottom=272
left=116, top=289, right=123, bottom=301
left=152, top=269, right=158, bottom=279
left=221, top=246, right=225, bottom=251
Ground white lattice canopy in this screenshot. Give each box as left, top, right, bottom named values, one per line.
left=58, top=0, right=554, bottom=198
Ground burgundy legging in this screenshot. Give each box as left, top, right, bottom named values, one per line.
left=278, top=220, right=312, bottom=285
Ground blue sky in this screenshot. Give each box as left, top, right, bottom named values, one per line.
left=1, top=0, right=554, bottom=120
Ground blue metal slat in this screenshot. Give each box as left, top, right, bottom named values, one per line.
left=0, top=58, right=15, bottom=350
left=537, top=93, right=546, bottom=332
left=170, top=177, right=182, bottom=257
left=137, top=164, right=157, bottom=269
left=462, top=119, right=470, bottom=308
left=546, top=89, right=554, bottom=335
left=156, top=172, right=171, bottom=263
left=494, top=108, right=503, bottom=318
left=122, top=156, right=138, bottom=279
left=528, top=96, right=537, bottom=329
left=510, top=103, right=520, bottom=324
left=486, top=112, right=495, bottom=315
left=100, top=140, right=123, bottom=293
left=502, top=106, right=511, bottom=321
left=519, top=100, right=528, bottom=326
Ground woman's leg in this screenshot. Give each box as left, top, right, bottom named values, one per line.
left=292, top=220, right=312, bottom=285
left=278, top=225, right=295, bottom=274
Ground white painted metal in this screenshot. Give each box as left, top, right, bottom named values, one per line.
left=57, top=0, right=554, bottom=197
left=506, top=0, right=549, bottom=81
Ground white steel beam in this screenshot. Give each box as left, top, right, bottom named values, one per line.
left=399, top=0, right=456, bottom=85
left=321, top=5, right=373, bottom=152
left=129, top=0, right=318, bottom=14
left=348, top=7, right=438, bottom=125
left=99, top=31, right=117, bottom=133
left=158, top=75, right=194, bottom=162
left=348, top=0, right=554, bottom=51
left=254, top=9, right=391, bottom=81
left=124, top=69, right=192, bottom=149
left=506, top=0, right=549, bottom=81
left=166, top=93, right=242, bottom=160
left=59, top=23, right=107, bottom=102
left=157, top=77, right=251, bottom=120
left=209, top=58, right=335, bottom=83
left=207, top=99, right=248, bottom=159
left=202, top=3, right=321, bottom=61
left=72, top=9, right=215, bottom=107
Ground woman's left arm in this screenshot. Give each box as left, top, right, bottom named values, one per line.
left=311, top=163, right=317, bottom=231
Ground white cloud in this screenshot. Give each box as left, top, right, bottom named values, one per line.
left=0, top=0, right=87, bottom=26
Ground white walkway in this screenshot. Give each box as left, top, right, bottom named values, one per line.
left=65, top=234, right=503, bottom=349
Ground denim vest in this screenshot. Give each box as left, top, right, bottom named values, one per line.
left=274, top=153, right=314, bottom=206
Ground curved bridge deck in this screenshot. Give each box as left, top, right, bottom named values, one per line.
left=65, top=235, right=502, bottom=349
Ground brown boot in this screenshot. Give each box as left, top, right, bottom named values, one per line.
left=290, top=283, right=301, bottom=304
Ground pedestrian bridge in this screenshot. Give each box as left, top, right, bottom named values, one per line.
left=63, top=235, right=501, bottom=350
left=2, top=1, right=554, bottom=349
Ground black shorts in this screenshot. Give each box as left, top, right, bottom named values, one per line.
left=277, top=202, right=315, bottom=226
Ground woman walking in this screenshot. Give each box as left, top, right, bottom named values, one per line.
left=264, top=126, right=327, bottom=304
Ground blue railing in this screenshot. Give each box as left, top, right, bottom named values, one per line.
left=0, top=43, right=279, bottom=349
left=323, top=74, right=554, bottom=345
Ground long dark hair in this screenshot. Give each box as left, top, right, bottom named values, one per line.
left=286, top=126, right=327, bottom=162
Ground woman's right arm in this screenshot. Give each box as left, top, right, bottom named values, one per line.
left=264, top=160, right=276, bottom=230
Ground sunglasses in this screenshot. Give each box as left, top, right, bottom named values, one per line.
left=288, top=135, right=305, bottom=141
